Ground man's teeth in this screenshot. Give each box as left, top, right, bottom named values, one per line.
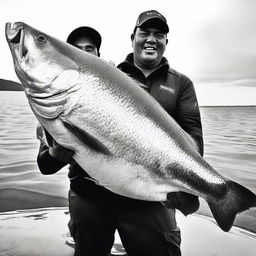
left=145, top=47, right=155, bottom=50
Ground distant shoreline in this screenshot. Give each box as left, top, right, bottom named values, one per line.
left=0, top=78, right=23, bottom=91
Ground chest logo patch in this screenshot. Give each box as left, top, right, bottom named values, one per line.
left=159, top=85, right=176, bottom=94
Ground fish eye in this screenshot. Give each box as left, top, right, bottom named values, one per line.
left=37, top=34, right=47, bottom=44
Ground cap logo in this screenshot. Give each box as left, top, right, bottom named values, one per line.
left=146, top=11, right=163, bottom=18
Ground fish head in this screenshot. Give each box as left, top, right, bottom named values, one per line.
left=5, top=21, right=81, bottom=94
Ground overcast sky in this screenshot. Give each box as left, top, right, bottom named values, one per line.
left=1, top=0, right=256, bottom=106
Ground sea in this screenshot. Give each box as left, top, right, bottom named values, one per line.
left=0, top=91, right=256, bottom=233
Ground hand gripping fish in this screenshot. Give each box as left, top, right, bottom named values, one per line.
left=6, top=22, right=256, bottom=232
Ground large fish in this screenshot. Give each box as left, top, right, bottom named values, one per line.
left=6, top=22, right=256, bottom=232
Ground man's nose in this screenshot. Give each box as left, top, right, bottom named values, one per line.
left=146, top=34, right=157, bottom=43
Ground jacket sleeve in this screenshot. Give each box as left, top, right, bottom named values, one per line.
left=176, top=76, right=204, bottom=156
left=37, top=141, right=67, bottom=175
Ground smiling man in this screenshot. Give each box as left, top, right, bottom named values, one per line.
left=131, top=11, right=169, bottom=76
left=132, top=26, right=167, bottom=70
left=117, top=10, right=204, bottom=255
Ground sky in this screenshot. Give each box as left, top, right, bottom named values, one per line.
left=1, top=0, right=256, bottom=106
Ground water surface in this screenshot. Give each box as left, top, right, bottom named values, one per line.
left=0, top=91, right=255, bottom=232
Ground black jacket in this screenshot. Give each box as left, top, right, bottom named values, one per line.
left=117, top=53, right=204, bottom=156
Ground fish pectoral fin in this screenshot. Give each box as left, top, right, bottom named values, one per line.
left=207, top=181, right=256, bottom=232
left=62, top=120, right=111, bottom=155
left=83, top=176, right=110, bottom=188
left=83, top=176, right=101, bottom=185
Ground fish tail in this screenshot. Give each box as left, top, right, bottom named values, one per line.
left=207, top=181, right=256, bottom=232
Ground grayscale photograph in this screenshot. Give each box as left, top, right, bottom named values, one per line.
left=0, top=0, right=256, bottom=255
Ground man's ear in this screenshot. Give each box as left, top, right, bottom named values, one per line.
left=130, top=34, right=135, bottom=47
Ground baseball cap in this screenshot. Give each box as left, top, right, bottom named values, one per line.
left=67, top=26, right=102, bottom=50
left=134, top=10, right=169, bottom=34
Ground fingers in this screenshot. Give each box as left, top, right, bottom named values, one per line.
left=49, top=144, right=74, bottom=163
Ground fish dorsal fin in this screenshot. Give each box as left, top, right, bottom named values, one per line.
left=62, top=120, right=111, bottom=155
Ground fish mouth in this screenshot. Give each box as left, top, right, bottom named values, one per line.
left=5, top=22, right=28, bottom=60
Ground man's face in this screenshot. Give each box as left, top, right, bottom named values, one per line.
left=132, top=27, right=168, bottom=69
left=72, top=37, right=99, bottom=56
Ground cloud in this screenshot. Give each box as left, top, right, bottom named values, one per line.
left=196, top=79, right=256, bottom=106
left=195, top=0, right=256, bottom=82
left=232, top=78, right=256, bottom=88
